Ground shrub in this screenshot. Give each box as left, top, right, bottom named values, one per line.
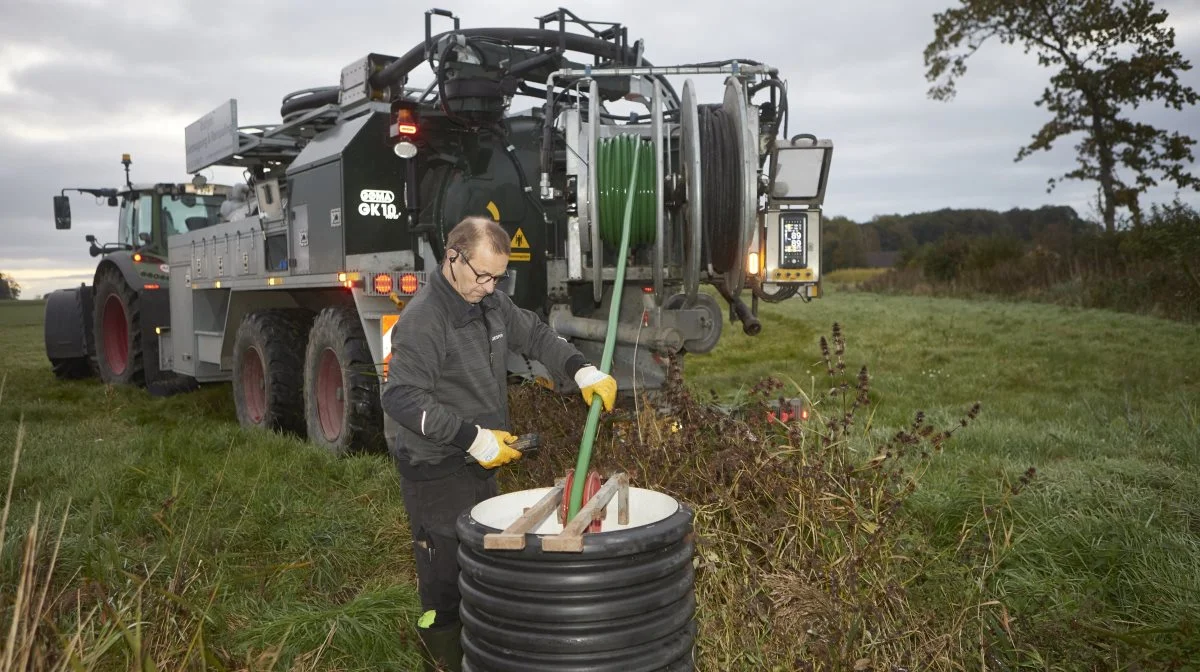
left=860, top=200, right=1200, bottom=322
left=503, top=324, right=1028, bottom=671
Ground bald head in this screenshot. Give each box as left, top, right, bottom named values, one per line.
left=445, top=216, right=510, bottom=258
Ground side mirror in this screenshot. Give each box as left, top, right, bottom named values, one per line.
left=54, top=195, right=72, bottom=229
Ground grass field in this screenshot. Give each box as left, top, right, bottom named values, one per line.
left=2, top=290, right=1198, bottom=670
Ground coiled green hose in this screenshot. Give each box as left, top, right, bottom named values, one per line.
left=597, top=134, right=657, bottom=247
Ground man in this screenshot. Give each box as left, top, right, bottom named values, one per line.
left=381, top=215, right=617, bottom=671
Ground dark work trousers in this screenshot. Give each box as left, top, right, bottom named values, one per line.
left=399, top=466, right=499, bottom=626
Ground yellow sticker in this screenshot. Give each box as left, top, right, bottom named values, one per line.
left=511, top=227, right=530, bottom=249
left=510, top=252, right=531, bottom=262
left=486, top=201, right=500, bottom=220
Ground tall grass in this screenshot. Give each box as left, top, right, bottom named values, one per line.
left=4, top=289, right=1199, bottom=669
left=0, top=301, right=429, bottom=670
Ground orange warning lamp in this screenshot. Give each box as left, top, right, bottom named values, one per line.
left=373, top=273, right=394, bottom=294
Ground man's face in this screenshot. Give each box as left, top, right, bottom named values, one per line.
left=448, top=244, right=509, bottom=304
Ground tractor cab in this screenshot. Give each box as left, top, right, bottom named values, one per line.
left=52, top=154, right=230, bottom=260
left=105, top=182, right=229, bottom=259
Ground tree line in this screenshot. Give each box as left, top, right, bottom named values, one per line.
left=820, top=205, right=1097, bottom=271
left=845, top=199, right=1200, bottom=322
left=0, top=273, right=20, bottom=300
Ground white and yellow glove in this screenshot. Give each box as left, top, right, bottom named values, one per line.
left=574, top=365, right=617, bottom=412
left=467, top=426, right=522, bottom=469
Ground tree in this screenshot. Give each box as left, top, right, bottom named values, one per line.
left=924, top=0, right=1200, bottom=232
left=0, top=272, right=21, bottom=300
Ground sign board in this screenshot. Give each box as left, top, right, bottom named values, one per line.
left=185, top=99, right=240, bottom=174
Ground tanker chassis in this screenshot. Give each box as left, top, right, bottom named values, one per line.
left=50, top=8, right=835, bottom=457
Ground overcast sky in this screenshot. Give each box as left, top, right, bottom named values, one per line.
left=2, top=0, right=1198, bottom=298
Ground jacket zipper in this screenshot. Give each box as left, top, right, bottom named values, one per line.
left=480, top=309, right=503, bottom=400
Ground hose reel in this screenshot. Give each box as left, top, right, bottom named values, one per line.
left=582, top=75, right=759, bottom=344
left=677, top=77, right=758, bottom=302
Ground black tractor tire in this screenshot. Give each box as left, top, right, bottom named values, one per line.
left=146, top=374, right=201, bottom=398
left=46, top=285, right=98, bottom=381
left=232, top=309, right=314, bottom=438
left=92, top=265, right=144, bottom=386
left=50, top=358, right=93, bottom=380
left=303, top=306, right=386, bottom=456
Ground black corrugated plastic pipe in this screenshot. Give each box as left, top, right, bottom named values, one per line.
left=455, top=486, right=696, bottom=671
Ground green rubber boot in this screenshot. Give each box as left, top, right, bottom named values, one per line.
left=417, top=611, right=463, bottom=672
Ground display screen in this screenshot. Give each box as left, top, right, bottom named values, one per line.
left=780, top=213, right=807, bottom=268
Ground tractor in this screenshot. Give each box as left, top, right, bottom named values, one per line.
left=44, top=155, right=230, bottom=393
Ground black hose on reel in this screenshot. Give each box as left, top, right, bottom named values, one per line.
left=696, top=104, right=742, bottom=275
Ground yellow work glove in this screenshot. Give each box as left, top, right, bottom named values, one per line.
left=467, top=426, right=522, bottom=469
left=574, top=365, right=617, bottom=412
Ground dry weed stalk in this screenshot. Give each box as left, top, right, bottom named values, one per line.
left=0, top=414, right=228, bottom=672
left=506, top=323, right=1032, bottom=671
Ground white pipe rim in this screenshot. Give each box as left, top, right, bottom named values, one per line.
left=469, top=487, right=679, bottom=535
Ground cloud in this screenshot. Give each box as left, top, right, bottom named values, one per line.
left=0, top=0, right=1197, bottom=283
left=0, top=259, right=97, bottom=300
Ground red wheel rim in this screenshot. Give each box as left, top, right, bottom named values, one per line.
left=559, top=470, right=604, bottom=532
left=241, top=346, right=266, bottom=423
left=102, top=294, right=129, bottom=375
left=316, top=347, right=343, bottom=442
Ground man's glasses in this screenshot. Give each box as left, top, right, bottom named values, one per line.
left=455, top=250, right=509, bottom=286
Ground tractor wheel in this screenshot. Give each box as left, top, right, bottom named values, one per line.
left=303, top=306, right=386, bottom=456
left=92, top=265, right=144, bottom=386
left=232, top=309, right=313, bottom=438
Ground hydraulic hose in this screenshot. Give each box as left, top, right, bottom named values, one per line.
left=567, top=136, right=642, bottom=520
left=279, top=86, right=340, bottom=118
left=698, top=104, right=742, bottom=274
left=371, top=28, right=679, bottom=104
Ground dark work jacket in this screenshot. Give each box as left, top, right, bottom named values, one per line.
left=381, top=266, right=588, bottom=480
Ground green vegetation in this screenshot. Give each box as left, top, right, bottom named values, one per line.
left=678, top=290, right=1200, bottom=669
left=0, top=273, right=22, bottom=301
left=4, top=291, right=1198, bottom=670
left=820, top=204, right=1092, bottom=273
left=0, top=301, right=427, bottom=670
left=859, top=200, right=1200, bottom=322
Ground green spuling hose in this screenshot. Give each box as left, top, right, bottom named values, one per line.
left=597, top=135, right=657, bottom=247
left=568, top=136, right=644, bottom=521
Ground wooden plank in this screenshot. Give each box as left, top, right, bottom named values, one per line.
left=617, top=472, right=630, bottom=525
left=483, top=481, right=564, bottom=551
left=542, top=474, right=624, bottom=552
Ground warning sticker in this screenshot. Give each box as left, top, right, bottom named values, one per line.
left=511, top=228, right=530, bottom=249
left=486, top=201, right=500, bottom=221
left=509, top=227, right=531, bottom=261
